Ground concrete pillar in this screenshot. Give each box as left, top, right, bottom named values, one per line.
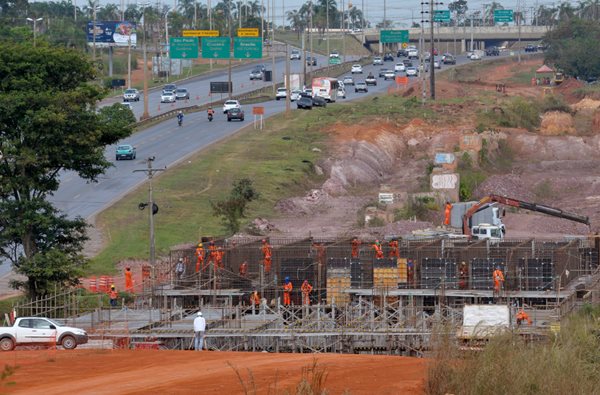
left=460, top=39, right=466, bottom=53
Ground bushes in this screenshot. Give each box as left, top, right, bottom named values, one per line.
left=395, top=196, right=438, bottom=221
left=458, top=153, right=486, bottom=201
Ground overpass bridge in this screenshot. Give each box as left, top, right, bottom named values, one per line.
left=358, top=26, right=551, bottom=54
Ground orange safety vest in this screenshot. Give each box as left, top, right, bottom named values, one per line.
left=262, top=244, right=272, bottom=258
left=125, top=271, right=133, bottom=291
left=493, top=269, right=505, bottom=282
left=250, top=292, right=260, bottom=305
left=109, top=290, right=118, bottom=299
left=373, top=244, right=384, bottom=259
left=388, top=240, right=399, bottom=258
left=283, top=282, right=293, bottom=294
left=351, top=239, right=361, bottom=258
left=301, top=282, right=312, bottom=294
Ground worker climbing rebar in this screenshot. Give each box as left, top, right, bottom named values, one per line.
left=388, top=239, right=399, bottom=258
left=372, top=240, right=384, bottom=259
left=351, top=237, right=361, bottom=259
left=195, top=243, right=205, bottom=273
left=124, top=267, right=134, bottom=293
left=261, top=239, right=272, bottom=275
left=444, top=201, right=452, bottom=226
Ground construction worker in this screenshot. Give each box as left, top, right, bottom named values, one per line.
left=312, top=242, right=326, bottom=268
left=239, top=261, right=248, bottom=277
left=207, top=241, right=217, bottom=267
left=407, top=259, right=415, bottom=287
left=444, top=201, right=452, bottom=226
left=516, top=308, right=532, bottom=326
left=458, top=262, right=469, bottom=290
left=372, top=240, right=384, bottom=259
left=215, top=247, right=224, bottom=269
left=109, top=285, right=118, bottom=308
left=301, top=280, right=313, bottom=306
left=250, top=289, right=260, bottom=307
left=283, top=277, right=293, bottom=306
left=195, top=243, right=205, bottom=273
left=493, top=266, right=505, bottom=295
left=261, top=239, right=272, bottom=275
left=388, top=239, right=399, bottom=258
left=124, top=267, right=134, bottom=293
left=175, top=258, right=185, bottom=281
left=351, top=237, right=361, bottom=259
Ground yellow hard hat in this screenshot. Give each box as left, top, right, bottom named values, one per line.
left=198, top=243, right=203, bottom=247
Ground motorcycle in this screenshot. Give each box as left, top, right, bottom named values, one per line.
left=177, top=117, right=183, bottom=127
left=208, top=113, right=213, bottom=122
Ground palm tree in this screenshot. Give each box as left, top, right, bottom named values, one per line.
left=577, top=0, right=600, bottom=20
left=98, top=3, right=120, bottom=21
left=287, top=9, right=305, bottom=38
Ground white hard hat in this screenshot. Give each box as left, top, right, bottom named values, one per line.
left=197, top=312, right=202, bottom=316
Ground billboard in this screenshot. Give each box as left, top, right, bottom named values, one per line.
left=87, top=21, right=137, bottom=47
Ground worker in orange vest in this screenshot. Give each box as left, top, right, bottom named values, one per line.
left=109, top=285, right=118, bottom=308
left=250, top=289, right=260, bottom=309
left=493, top=266, right=505, bottom=295
left=516, top=308, right=532, bottom=326
left=215, top=247, right=224, bottom=269
left=301, top=280, right=313, bottom=305
left=283, top=277, right=293, bottom=306
left=351, top=237, right=361, bottom=258
left=372, top=240, right=384, bottom=259
left=124, top=267, right=134, bottom=293
left=388, top=239, right=399, bottom=258
left=444, top=202, right=452, bottom=226
left=207, top=241, right=217, bottom=266
left=261, top=239, right=272, bottom=274
left=459, top=262, right=469, bottom=290
left=312, top=242, right=326, bottom=268
left=195, top=243, right=205, bottom=273
left=239, top=261, right=248, bottom=277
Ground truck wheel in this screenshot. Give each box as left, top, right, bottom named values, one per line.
left=0, top=338, right=15, bottom=351
left=61, top=335, right=77, bottom=350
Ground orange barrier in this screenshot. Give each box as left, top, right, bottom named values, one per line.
left=89, top=277, right=97, bottom=293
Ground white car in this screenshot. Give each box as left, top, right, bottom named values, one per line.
left=160, top=92, right=176, bottom=103
left=290, top=50, right=301, bottom=60
left=434, top=60, right=441, bottom=69
left=329, top=50, right=340, bottom=58
left=351, top=64, right=363, bottom=74
left=343, top=76, right=355, bottom=85
left=383, top=70, right=396, bottom=80
left=222, top=99, right=241, bottom=113
left=406, top=67, right=418, bottom=77
left=408, top=48, right=419, bottom=58
left=373, top=56, right=383, bottom=65
left=275, top=87, right=287, bottom=100
left=337, top=86, right=346, bottom=98
left=123, top=88, right=140, bottom=102
left=290, top=90, right=302, bottom=101
left=470, top=52, right=481, bottom=60
left=304, top=88, right=313, bottom=96
left=394, top=63, right=406, bottom=72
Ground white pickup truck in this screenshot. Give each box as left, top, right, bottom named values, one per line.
left=0, top=317, right=88, bottom=351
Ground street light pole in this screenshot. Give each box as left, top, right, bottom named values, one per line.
left=26, top=17, right=43, bottom=47
left=141, top=4, right=150, bottom=120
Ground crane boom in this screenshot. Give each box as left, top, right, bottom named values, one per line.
left=462, top=194, right=590, bottom=237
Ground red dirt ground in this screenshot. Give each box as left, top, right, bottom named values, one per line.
left=0, top=350, right=427, bottom=394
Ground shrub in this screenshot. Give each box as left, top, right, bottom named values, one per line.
left=540, top=94, right=572, bottom=114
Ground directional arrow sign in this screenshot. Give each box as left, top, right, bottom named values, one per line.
left=494, top=9, right=514, bottom=23
left=201, top=37, right=231, bottom=59
left=233, top=37, right=262, bottom=59
left=170, top=37, right=198, bottom=59
left=433, top=10, right=451, bottom=22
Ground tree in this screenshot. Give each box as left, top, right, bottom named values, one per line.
left=448, top=0, right=468, bottom=26
left=0, top=43, right=133, bottom=297
left=543, top=18, right=600, bottom=80
left=287, top=9, right=305, bottom=38
left=211, top=178, right=260, bottom=234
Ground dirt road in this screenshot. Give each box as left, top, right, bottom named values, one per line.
left=0, top=350, right=427, bottom=394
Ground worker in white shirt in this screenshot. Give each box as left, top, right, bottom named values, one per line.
left=193, top=311, right=206, bottom=351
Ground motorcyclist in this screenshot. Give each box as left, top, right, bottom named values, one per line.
left=177, top=111, right=184, bottom=126
left=207, top=107, right=215, bottom=121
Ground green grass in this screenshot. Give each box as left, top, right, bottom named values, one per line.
left=276, top=30, right=370, bottom=57
left=505, top=64, right=539, bottom=85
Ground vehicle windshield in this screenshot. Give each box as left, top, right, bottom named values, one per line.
left=490, top=228, right=502, bottom=238
left=45, top=318, right=61, bottom=327
left=117, top=145, right=131, bottom=150
left=225, top=101, right=238, bottom=105
left=125, top=89, right=136, bottom=94
left=176, top=89, right=187, bottom=93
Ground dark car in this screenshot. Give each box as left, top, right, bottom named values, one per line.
left=162, top=83, right=177, bottom=95
left=297, top=96, right=313, bottom=109
left=312, top=95, right=327, bottom=107
left=379, top=68, right=390, bottom=78
left=442, top=53, right=456, bottom=64
left=402, top=59, right=413, bottom=67
left=355, top=82, right=368, bottom=93
left=227, top=107, right=245, bottom=121
left=397, top=49, right=408, bottom=57
left=383, top=53, right=394, bottom=62
left=115, top=144, right=136, bottom=160
left=365, top=74, right=377, bottom=86
left=485, top=46, right=500, bottom=56
left=525, top=44, right=537, bottom=53
left=306, top=57, right=317, bottom=66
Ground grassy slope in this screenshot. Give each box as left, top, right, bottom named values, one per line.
left=275, top=30, right=371, bottom=57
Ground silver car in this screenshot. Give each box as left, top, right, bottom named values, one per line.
left=160, top=92, right=176, bottom=103
left=175, top=88, right=190, bottom=100
left=123, top=88, right=140, bottom=102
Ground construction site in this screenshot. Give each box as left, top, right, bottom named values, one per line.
left=14, top=234, right=600, bottom=355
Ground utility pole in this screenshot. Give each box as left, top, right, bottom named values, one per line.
left=420, top=2, right=426, bottom=104
left=285, top=43, right=291, bottom=115
left=517, top=0, right=522, bottom=63
left=92, top=2, right=97, bottom=60
left=26, top=17, right=43, bottom=47
left=141, top=4, right=150, bottom=120
left=209, top=0, right=213, bottom=71
left=430, top=0, right=436, bottom=100
left=272, top=0, right=276, bottom=95
left=133, top=157, right=165, bottom=279
left=326, top=0, right=330, bottom=60
left=228, top=7, right=233, bottom=99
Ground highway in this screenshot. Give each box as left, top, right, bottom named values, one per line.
left=0, top=51, right=492, bottom=277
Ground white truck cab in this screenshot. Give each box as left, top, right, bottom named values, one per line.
left=471, top=223, right=505, bottom=240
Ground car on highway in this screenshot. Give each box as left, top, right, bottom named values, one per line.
left=120, top=102, right=132, bottom=110
left=162, top=84, right=177, bottom=95
left=351, top=64, right=363, bottom=74
left=406, top=67, right=418, bottom=77
left=329, top=50, right=340, bottom=58
left=160, top=91, right=176, bottom=103
left=115, top=144, right=136, bottom=161
left=383, top=70, right=396, bottom=80
left=175, top=88, right=190, bottom=100
left=373, top=56, right=383, bottom=65
left=433, top=60, right=441, bottom=69
left=276, top=87, right=287, bottom=100
left=337, top=86, right=346, bottom=98
left=394, top=62, right=406, bottom=72
left=485, top=46, right=500, bottom=56
left=402, top=59, right=413, bottom=66
left=306, top=57, right=317, bottom=66
left=312, top=95, right=327, bottom=107
left=249, top=67, right=264, bottom=80
left=470, top=52, right=482, bottom=60
left=290, top=49, right=301, bottom=60
left=378, top=68, right=390, bottom=78
left=525, top=44, right=537, bottom=53
left=442, top=53, right=456, bottom=64
left=342, top=76, right=355, bottom=85
left=354, top=81, right=368, bottom=93
left=227, top=107, right=245, bottom=122
left=123, top=88, right=140, bottom=102
left=290, top=90, right=302, bottom=101
left=304, top=88, right=313, bottom=96
left=397, top=49, right=408, bottom=57
left=296, top=95, right=313, bottom=110
left=365, top=74, right=377, bottom=86
left=222, top=99, right=241, bottom=113
left=408, top=47, right=419, bottom=58
left=0, top=317, right=88, bottom=351
left=383, top=53, right=394, bottom=62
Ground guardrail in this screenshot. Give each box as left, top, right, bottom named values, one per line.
left=134, top=56, right=372, bottom=130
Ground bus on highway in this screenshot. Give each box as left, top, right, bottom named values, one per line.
left=312, top=77, right=339, bottom=102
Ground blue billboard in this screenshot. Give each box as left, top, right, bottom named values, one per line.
left=87, top=21, right=137, bottom=47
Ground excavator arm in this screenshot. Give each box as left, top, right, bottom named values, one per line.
left=462, top=194, right=590, bottom=237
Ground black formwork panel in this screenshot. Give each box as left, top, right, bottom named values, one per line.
left=421, top=258, right=458, bottom=289
left=470, top=258, right=505, bottom=290
left=521, top=258, right=554, bottom=291
left=580, top=248, right=599, bottom=272
left=351, top=259, right=373, bottom=288
left=280, top=258, right=315, bottom=305
left=327, top=257, right=352, bottom=270
left=373, top=258, right=397, bottom=269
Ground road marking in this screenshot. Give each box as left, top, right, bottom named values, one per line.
left=74, top=194, right=80, bottom=200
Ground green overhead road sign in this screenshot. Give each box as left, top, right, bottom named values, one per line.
left=380, top=30, right=409, bottom=44
left=494, top=9, right=514, bottom=23
left=233, top=37, right=263, bottom=59
left=169, top=37, right=198, bottom=59
left=328, top=57, right=341, bottom=65
left=433, top=10, right=451, bottom=22
left=201, top=37, right=230, bottom=59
